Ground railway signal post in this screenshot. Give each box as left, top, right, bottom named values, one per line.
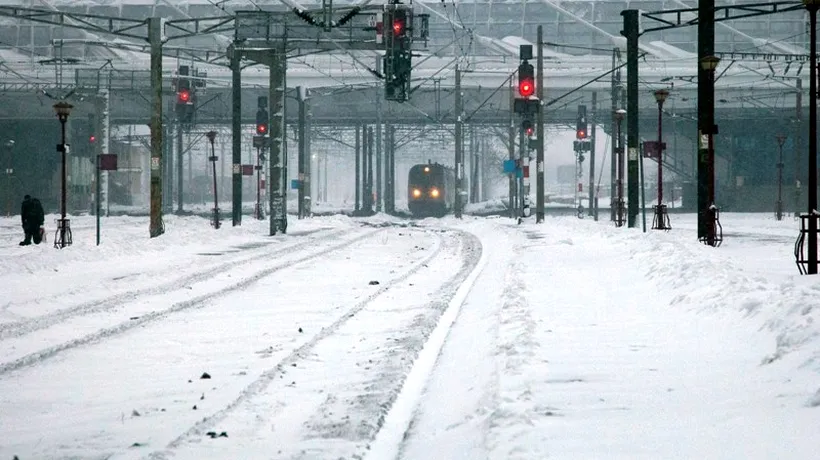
left=513, top=44, right=540, bottom=221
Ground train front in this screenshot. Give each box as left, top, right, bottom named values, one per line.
left=407, top=163, right=449, bottom=217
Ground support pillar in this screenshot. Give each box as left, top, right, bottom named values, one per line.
left=454, top=64, right=463, bottom=218
left=365, top=126, right=374, bottom=214
left=697, top=0, right=721, bottom=247
left=589, top=91, right=597, bottom=219
left=230, top=44, right=242, bottom=226
left=176, top=122, right=184, bottom=213
left=148, top=17, right=164, bottom=238
left=268, top=47, right=286, bottom=234
left=508, top=83, right=516, bottom=219
left=536, top=24, right=545, bottom=223
left=297, top=86, right=307, bottom=219
left=355, top=125, right=361, bottom=212
left=622, top=9, right=640, bottom=228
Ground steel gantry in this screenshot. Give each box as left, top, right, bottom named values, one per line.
left=0, top=5, right=234, bottom=237
left=619, top=1, right=806, bottom=249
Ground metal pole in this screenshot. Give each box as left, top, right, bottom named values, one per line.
left=367, top=126, right=374, bottom=213
left=269, top=47, right=286, bottom=235
left=778, top=139, right=784, bottom=220
left=60, top=118, right=67, bottom=242
left=376, top=63, right=383, bottom=213
left=355, top=124, right=361, bottom=212
left=536, top=24, right=546, bottom=223
left=622, top=9, right=640, bottom=228
left=176, top=123, right=184, bottom=213
left=610, top=49, right=620, bottom=222
left=148, top=17, right=164, bottom=238
left=589, top=91, right=597, bottom=219
left=230, top=45, right=242, bottom=226
left=96, top=148, right=100, bottom=245
left=640, top=148, right=647, bottom=232
left=297, top=87, right=306, bottom=219
left=257, top=146, right=262, bottom=219
left=509, top=77, right=516, bottom=218
left=657, top=101, right=664, bottom=208
left=697, top=0, right=716, bottom=244
left=808, top=1, right=818, bottom=274
left=795, top=78, right=803, bottom=216
left=455, top=63, right=463, bottom=218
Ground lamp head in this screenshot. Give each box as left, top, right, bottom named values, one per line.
left=700, top=55, right=721, bottom=71
left=654, top=88, right=670, bottom=105
left=52, top=101, right=73, bottom=121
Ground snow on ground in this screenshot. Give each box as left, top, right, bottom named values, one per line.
left=401, top=213, right=820, bottom=460
left=0, top=211, right=818, bottom=459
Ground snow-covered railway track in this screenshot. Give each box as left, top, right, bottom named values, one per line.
left=0, top=226, right=342, bottom=337
left=0, top=227, right=382, bottom=378
left=142, top=229, right=482, bottom=460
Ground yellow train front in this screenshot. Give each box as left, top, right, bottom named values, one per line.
left=407, top=162, right=456, bottom=217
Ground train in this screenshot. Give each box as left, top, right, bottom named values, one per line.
left=407, top=161, right=456, bottom=217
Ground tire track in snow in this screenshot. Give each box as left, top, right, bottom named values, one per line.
left=0, top=227, right=344, bottom=341
left=0, top=227, right=383, bottom=378
left=143, top=230, right=466, bottom=460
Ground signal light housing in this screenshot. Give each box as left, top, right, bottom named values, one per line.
left=177, top=89, right=191, bottom=104
left=255, top=108, right=269, bottom=136
left=517, top=61, right=535, bottom=98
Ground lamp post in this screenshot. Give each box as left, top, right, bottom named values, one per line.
left=652, top=88, right=671, bottom=230
left=205, top=130, right=220, bottom=229
left=4, top=139, right=13, bottom=217
left=776, top=133, right=786, bottom=221
left=53, top=101, right=73, bottom=249
left=614, top=108, right=626, bottom=227
left=699, top=55, right=721, bottom=247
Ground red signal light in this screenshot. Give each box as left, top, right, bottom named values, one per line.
left=89, top=135, right=96, bottom=143
left=518, top=79, right=534, bottom=97
left=177, top=89, right=190, bottom=103
left=393, top=19, right=404, bottom=36
left=576, top=129, right=586, bottom=139
left=526, top=127, right=534, bottom=136
left=256, top=124, right=267, bottom=135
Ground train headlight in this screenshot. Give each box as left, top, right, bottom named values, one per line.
left=424, top=166, right=430, bottom=173
left=430, top=188, right=440, bottom=198
left=412, top=188, right=422, bottom=198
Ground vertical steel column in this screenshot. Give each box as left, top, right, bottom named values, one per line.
left=230, top=45, right=242, bottom=226
left=162, top=122, right=172, bottom=212
left=698, top=0, right=718, bottom=246
left=376, top=69, right=383, bottom=213
left=297, top=87, right=306, bottom=219
left=610, top=49, right=620, bottom=222
left=622, top=10, right=640, bottom=228
left=589, top=91, right=597, bottom=219
left=176, top=123, right=184, bottom=213
left=269, top=47, right=286, bottom=235
left=386, top=123, right=395, bottom=213
left=795, top=78, right=803, bottom=216
left=454, top=64, right=463, bottom=218
left=536, top=24, right=545, bottom=223
left=509, top=81, right=516, bottom=219
left=148, top=17, right=164, bottom=238
left=807, top=1, right=818, bottom=273
left=355, top=125, right=361, bottom=212
left=366, top=126, right=374, bottom=214
left=304, top=92, right=311, bottom=216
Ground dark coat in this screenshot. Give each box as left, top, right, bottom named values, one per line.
left=21, top=197, right=44, bottom=229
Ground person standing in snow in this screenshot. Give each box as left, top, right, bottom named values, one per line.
left=19, top=194, right=45, bottom=246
